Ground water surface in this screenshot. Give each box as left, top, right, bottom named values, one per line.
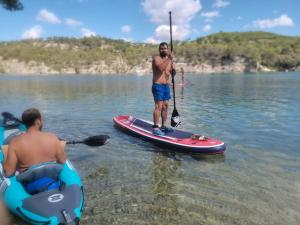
left=0, top=73, right=299, bottom=225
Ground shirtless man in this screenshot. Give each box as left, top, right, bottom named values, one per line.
left=3, top=108, right=67, bottom=177
left=152, top=42, right=175, bottom=136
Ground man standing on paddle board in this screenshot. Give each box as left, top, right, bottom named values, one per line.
left=152, top=42, right=175, bottom=136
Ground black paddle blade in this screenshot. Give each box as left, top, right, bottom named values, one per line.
left=171, top=68, right=176, bottom=77
left=1, top=112, right=22, bottom=128
left=2, top=112, right=22, bottom=122
left=2, top=112, right=15, bottom=120
left=82, top=135, right=110, bottom=146
left=171, top=109, right=181, bottom=127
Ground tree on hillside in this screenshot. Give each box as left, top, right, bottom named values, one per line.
left=0, top=0, right=23, bottom=10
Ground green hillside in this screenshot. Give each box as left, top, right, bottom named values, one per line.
left=171, top=31, right=300, bottom=70
left=0, top=32, right=300, bottom=73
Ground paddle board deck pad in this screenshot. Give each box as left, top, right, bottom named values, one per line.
left=0, top=112, right=84, bottom=225
left=113, top=115, right=226, bottom=154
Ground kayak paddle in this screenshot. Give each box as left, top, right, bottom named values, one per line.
left=169, top=11, right=181, bottom=127
left=2, top=111, right=22, bottom=122
left=66, top=135, right=110, bottom=147
left=2, top=112, right=110, bottom=147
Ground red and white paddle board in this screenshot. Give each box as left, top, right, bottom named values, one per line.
left=113, top=115, right=226, bottom=154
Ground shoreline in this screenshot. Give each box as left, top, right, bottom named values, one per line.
left=0, top=57, right=278, bottom=75
left=0, top=71, right=296, bottom=77
left=1, top=58, right=298, bottom=76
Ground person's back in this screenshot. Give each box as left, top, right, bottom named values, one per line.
left=12, top=131, right=65, bottom=172
left=3, top=108, right=66, bottom=177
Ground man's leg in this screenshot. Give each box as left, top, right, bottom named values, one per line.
left=161, top=100, right=169, bottom=127
left=153, top=101, right=163, bottom=127
left=153, top=101, right=165, bottom=136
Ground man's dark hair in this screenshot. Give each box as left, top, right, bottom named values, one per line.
left=22, top=108, right=41, bottom=128
left=159, top=42, right=168, bottom=48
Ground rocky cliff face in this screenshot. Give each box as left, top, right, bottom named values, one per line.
left=0, top=56, right=276, bottom=75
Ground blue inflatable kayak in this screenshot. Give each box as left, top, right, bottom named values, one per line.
left=0, top=112, right=84, bottom=225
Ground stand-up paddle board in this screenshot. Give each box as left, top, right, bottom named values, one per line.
left=113, top=115, right=226, bottom=154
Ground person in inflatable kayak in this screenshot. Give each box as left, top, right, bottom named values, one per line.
left=2, top=108, right=67, bottom=194
left=152, top=42, right=176, bottom=136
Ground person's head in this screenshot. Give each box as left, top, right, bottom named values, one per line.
left=159, top=42, right=169, bottom=57
left=22, top=108, right=43, bottom=130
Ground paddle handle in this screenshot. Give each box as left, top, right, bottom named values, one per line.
left=66, top=140, right=82, bottom=145
left=169, top=11, right=176, bottom=109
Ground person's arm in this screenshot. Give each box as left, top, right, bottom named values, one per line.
left=1, top=145, right=8, bottom=162
left=56, top=139, right=67, bottom=164
left=152, top=56, right=172, bottom=73
left=168, top=62, right=176, bottom=77
left=168, top=52, right=176, bottom=76
left=3, top=144, right=18, bottom=177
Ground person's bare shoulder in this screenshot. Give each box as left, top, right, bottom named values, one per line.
left=9, top=132, right=25, bottom=145
left=43, top=132, right=60, bottom=141
left=152, top=55, right=160, bottom=61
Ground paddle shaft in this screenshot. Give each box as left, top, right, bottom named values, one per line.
left=1, top=112, right=110, bottom=147
left=66, top=141, right=83, bottom=144
left=169, top=11, right=177, bottom=109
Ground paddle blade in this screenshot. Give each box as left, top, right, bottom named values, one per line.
left=171, top=109, right=181, bottom=127
left=1, top=112, right=22, bottom=128
left=2, top=112, right=19, bottom=121
left=82, top=135, right=110, bottom=146
left=171, top=68, right=176, bottom=77
left=2, top=112, right=13, bottom=118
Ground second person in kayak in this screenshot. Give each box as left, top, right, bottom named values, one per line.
left=152, top=42, right=175, bottom=136
left=3, top=108, right=67, bottom=194
left=3, top=108, right=67, bottom=176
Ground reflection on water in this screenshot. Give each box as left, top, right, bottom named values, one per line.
left=1, top=73, right=300, bottom=225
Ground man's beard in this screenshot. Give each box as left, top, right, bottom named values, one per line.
left=160, top=52, right=167, bottom=57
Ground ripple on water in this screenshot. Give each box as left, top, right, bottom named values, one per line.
left=2, top=73, right=299, bottom=225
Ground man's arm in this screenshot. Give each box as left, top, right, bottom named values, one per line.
left=1, top=145, right=8, bottom=162
left=3, top=144, right=18, bottom=177
left=152, top=56, right=172, bottom=73
left=56, top=139, right=67, bottom=164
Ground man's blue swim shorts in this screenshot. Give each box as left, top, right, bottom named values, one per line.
left=152, top=83, right=171, bottom=101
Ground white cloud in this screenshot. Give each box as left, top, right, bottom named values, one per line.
left=202, top=24, right=211, bottom=32
left=81, top=28, right=96, bottom=37
left=22, top=25, right=43, bottom=39
left=65, top=18, right=82, bottom=27
left=143, top=0, right=201, bottom=25
left=253, top=14, right=294, bottom=29
left=237, top=16, right=243, bottom=20
left=145, top=37, right=160, bottom=44
left=142, top=0, right=201, bottom=41
left=213, top=0, right=230, bottom=8
left=121, top=25, right=132, bottom=33
left=36, top=9, right=61, bottom=24
left=201, top=11, right=220, bottom=22
left=145, top=24, right=189, bottom=43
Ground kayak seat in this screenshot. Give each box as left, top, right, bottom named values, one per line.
left=17, top=163, right=64, bottom=195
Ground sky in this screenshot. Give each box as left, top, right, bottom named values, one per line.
left=0, top=0, right=299, bottom=43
